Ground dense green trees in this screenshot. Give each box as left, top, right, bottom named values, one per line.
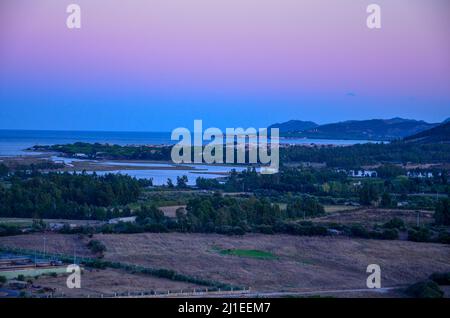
left=197, top=167, right=348, bottom=194
left=376, top=164, right=405, bottom=178
left=0, top=172, right=144, bottom=219
left=176, top=194, right=325, bottom=233
left=34, top=142, right=172, bottom=161
left=287, top=196, right=325, bottom=218
left=280, top=142, right=450, bottom=168
left=34, top=140, right=450, bottom=168
left=359, top=182, right=380, bottom=205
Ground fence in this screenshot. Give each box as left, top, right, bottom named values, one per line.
left=0, top=245, right=245, bottom=294
left=33, top=287, right=252, bottom=298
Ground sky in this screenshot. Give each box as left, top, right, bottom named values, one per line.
left=0, top=0, right=449, bottom=131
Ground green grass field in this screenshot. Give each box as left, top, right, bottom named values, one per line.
left=0, top=267, right=68, bottom=280
left=216, top=248, right=278, bottom=260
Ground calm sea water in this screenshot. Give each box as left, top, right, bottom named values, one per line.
left=0, top=129, right=373, bottom=156
left=0, top=130, right=375, bottom=185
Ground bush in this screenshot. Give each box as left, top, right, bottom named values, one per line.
left=83, top=259, right=108, bottom=269
left=383, top=217, right=404, bottom=230
left=370, top=228, right=399, bottom=240
left=17, top=274, right=25, bottom=281
left=253, top=225, right=274, bottom=235
left=405, top=280, right=444, bottom=298
left=87, top=240, right=107, bottom=254
left=437, top=231, right=450, bottom=244
left=0, top=224, right=21, bottom=237
left=408, top=227, right=431, bottom=242
left=429, top=272, right=450, bottom=285
left=350, top=225, right=370, bottom=238
left=380, top=228, right=399, bottom=240
left=0, top=275, right=6, bottom=285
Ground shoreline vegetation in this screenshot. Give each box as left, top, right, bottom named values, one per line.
left=27, top=140, right=450, bottom=166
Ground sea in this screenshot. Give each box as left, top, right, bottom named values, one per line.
left=0, top=129, right=374, bottom=157
left=0, top=130, right=375, bottom=185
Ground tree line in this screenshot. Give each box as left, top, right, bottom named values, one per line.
left=0, top=171, right=148, bottom=219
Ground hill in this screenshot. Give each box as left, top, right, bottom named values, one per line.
left=404, top=121, right=450, bottom=143
left=268, top=120, right=318, bottom=133
left=272, top=118, right=438, bottom=140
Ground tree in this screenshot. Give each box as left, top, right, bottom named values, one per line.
left=0, top=164, right=9, bottom=177
left=380, top=192, right=393, bottom=208
left=376, top=164, right=405, bottom=178
left=359, top=182, right=379, bottom=205
left=435, top=198, right=450, bottom=226
left=176, top=175, right=188, bottom=188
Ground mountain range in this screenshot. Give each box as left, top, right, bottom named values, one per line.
left=269, top=117, right=443, bottom=141
left=404, top=121, right=450, bottom=143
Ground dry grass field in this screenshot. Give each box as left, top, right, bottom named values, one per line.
left=2, top=232, right=448, bottom=293
left=26, top=268, right=202, bottom=297
left=0, top=233, right=94, bottom=257
left=313, top=208, right=435, bottom=227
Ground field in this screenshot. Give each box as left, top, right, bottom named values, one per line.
left=215, top=248, right=278, bottom=260
left=2, top=232, right=449, bottom=294
left=323, top=205, right=359, bottom=213
left=23, top=268, right=203, bottom=297
left=313, top=208, right=435, bottom=227
left=0, top=218, right=104, bottom=228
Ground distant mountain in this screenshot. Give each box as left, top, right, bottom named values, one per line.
left=404, top=121, right=450, bottom=143
left=268, top=120, right=318, bottom=133
left=443, top=117, right=450, bottom=123
left=270, top=118, right=438, bottom=140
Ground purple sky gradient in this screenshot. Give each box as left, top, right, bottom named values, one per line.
left=0, top=0, right=449, bottom=131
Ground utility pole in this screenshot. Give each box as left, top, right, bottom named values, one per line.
left=73, top=245, right=76, bottom=265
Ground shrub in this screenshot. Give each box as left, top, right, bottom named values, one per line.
left=383, top=217, right=404, bottom=230
left=408, top=227, right=431, bottom=242
left=84, top=259, right=108, bottom=269
left=17, top=274, right=25, bottom=281
left=87, top=239, right=107, bottom=254
left=380, top=228, right=399, bottom=240
left=0, top=275, right=6, bottom=285
left=0, top=224, right=21, bottom=237
left=254, top=225, right=274, bottom=235
left=437, top=231, right=450, bottom=244
left=405, top=280, right=444, bottom=298
left=350, top=225, right=370, bottom=238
